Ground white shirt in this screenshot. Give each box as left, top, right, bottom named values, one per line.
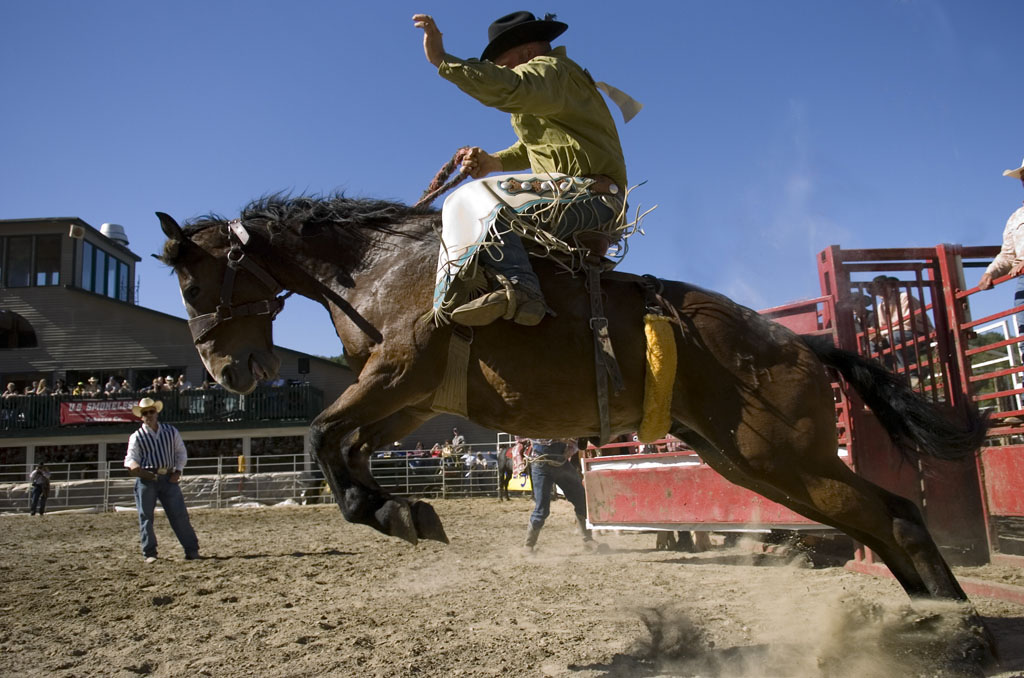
left=124, top=422, right=188, bottom=472
left=985, top=204, right=1024, bottom=278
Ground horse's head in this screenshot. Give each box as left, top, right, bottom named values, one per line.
left=157, top=212, right=285, bottom=394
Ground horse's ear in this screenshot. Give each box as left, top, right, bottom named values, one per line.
left=156, top=211, right=185, bottom=242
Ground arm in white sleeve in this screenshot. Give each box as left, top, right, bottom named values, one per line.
left=985, top=213, right=1024, bottom=277
left=124, top=433, right=141, bottom=468
left=174, top=430, right=188, bottom=472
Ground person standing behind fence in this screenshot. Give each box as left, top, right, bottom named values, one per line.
left=123, top=396, right=200, bottom=564
left=978, top=157, right=1024, bottom=334
left=523, top=438, right=602, bottom=553
left=29, top=463, right=51, bottom=516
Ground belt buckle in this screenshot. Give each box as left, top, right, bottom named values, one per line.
left=156, top=467, right=169, bottom=475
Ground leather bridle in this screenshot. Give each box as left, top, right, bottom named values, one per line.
left=186, top=219, right=292, bottom=345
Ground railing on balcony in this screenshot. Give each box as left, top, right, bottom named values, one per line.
left=0, top=384, right=324, bottom=436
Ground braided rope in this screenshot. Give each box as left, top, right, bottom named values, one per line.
left=415, top=146, right=473, bottom=208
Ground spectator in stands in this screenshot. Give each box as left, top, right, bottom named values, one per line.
left=34, top=379, right=50, bottom=396
left=978, top=157, right=1024, bottom=333
left=118, top=379, right=133, bottom=394
left=162, top=376, right=175, bottom=391
left=522, top=439, right=602, bottom=553
left=51, top=379, right=68, bottom=395
left=175, top=375, right=192, bottom=391
left=123, top=396, right=200, bottom=563
left=142, top=377, right=162, bottom=393
left=430, top=442, right=443, bottom=457
left=24, top=381, right=38, bottom=395
left=83, top=377, right=101, bottom=396
left=452, top=428, right=466, bottom=456
left=3, top=383, right=19, bottom=399
left=72, top=382, right=85, bottom=396
left=29, top=463, right=51, bottom=516
left=664, top=433, right=684, bottom=453
left=104, top=376, right=119, bottom=395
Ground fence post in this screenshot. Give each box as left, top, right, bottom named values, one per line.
left=102, top=460, right=110, bottom=513
left=216, top=456, right=223, bottom=509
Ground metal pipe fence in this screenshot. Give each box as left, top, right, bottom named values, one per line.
left=0, top=384, right=324, bottom=435
left=0, top=447, right=519, bottom=514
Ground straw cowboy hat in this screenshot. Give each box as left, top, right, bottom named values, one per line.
left=131, top=397, right=164, bottom=418
left=480, top=11, right=568, bottom=62
left=1004, top=157, right=1024, bottom=180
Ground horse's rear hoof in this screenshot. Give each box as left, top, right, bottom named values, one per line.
left=411, top=500, right=449, bottom=544
left=375, top=499, right=418, bottom=545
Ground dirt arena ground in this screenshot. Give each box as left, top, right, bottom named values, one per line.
left=2, top=497, right=1023, bottom=678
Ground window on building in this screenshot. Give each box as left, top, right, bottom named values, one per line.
left=34, top=235, right=60, bottom=286
left=0, top=310, right=38, bottom=348
left=82, top=241, right=94, bottom=292
left=93, top=248, right=106, bottom=294
left=79, top=240, right=131, bottom=300
left=4, top=236, right=32, bottom=288
left=1, top=235, right=62, bottom=288
left=118, top=261, right=129, bottom=301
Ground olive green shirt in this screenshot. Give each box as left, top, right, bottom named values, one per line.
left=437, top=46, right=627, bottom=188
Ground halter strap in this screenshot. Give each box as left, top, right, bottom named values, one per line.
left=186, top=219, right=292, bottom=345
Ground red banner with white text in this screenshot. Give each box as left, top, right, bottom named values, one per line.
left=60, top=399, right=137, bottom=425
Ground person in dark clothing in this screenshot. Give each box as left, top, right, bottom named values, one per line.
left=29, top=463, right=51, bottom=515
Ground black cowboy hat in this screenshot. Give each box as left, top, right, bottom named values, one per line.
left=481, top=11, right=568, bottom=62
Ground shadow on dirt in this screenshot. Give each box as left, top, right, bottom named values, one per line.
left=198, top=549, right=356, bottom=561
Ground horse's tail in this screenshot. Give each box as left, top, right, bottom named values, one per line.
left=801, top=334, right=988, bottom=461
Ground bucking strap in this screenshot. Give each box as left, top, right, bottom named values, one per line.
left=431, top=326, right=473, bottom=417
left=587, top=262, right=625, bottom=444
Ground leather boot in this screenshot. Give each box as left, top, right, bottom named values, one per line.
left=523, top=524, right=541, bottom=553
left=577, top=515, right=599, bottom=552
left=451, top=277, right=546, bottom=327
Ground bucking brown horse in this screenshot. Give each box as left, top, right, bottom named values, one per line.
left=157, top=195, right=988, bottom=611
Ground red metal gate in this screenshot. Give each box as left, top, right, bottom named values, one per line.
left=583, top=243, right=1024, bottom=569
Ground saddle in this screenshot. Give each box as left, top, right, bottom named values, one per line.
left=432, top=261, right=677, bottom=446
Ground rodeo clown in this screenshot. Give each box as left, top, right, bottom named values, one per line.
left=413, top=11, right=641, bottom=327
left=124, top=397, right=200, bottom=563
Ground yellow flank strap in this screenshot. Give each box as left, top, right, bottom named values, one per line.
left=638, top=314, right=677, bottom=443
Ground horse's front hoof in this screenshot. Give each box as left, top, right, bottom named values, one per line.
left=411, top=500, right=449, bottom=544
left=961, top=613, right=999, bottom=673
left=375, top=499, right=418, bottom=545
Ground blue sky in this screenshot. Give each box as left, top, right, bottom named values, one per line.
left=3, top=1, right=1023, bottom=357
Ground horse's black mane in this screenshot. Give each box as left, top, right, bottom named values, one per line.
left=162, top=193, right=436, bottom=267
left=182, top=193, right=436, bottom=236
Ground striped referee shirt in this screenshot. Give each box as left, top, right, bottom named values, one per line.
left=124, top=423, right=188, bottom=472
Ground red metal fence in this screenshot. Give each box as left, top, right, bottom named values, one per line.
left=583, top=244, right=1024, bottom=569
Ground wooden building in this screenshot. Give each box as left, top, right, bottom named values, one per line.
left=0, top=216, right=498, bottom=474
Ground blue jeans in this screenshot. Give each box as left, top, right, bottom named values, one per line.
left=135, top=475, right=199, bottom=558
left=1014, top=277, right=1024, bottom=334
left=884, top=329, right=913, bottom=369
left=529, top=455, right=589, bottom=532
left=30, top=485, right=48, bottom=515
